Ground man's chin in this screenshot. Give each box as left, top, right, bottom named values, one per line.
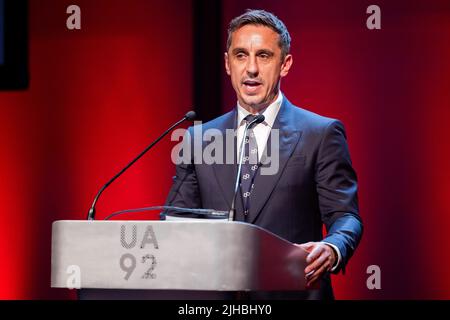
left=241, top=96, right=267, bottom=110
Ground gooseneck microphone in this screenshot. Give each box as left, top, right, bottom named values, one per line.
left=228, top=114, right=265, bottom=221
left=87, top=111, right=197, bottom=220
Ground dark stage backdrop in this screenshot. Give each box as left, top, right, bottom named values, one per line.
left=0, top=0, right=449, bottom=299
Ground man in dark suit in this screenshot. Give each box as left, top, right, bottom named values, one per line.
left=165, top=9, right=363, bottom=299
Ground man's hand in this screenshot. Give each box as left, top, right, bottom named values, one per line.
left=296, top=242, right=337, bottom=288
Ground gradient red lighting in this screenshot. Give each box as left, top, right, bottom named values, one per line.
left=0, top=0, right=192, bottom=299
left=0, top=0, right=449, bottom=300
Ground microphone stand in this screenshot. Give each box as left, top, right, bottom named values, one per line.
left=87, top=111, right=196, bottom=220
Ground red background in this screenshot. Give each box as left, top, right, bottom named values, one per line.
left=0, top=0, right=449, bottom=299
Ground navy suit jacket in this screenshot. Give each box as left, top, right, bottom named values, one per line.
left=165, top=97, right=363, bottom=299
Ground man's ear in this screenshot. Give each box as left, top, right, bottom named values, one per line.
left=224, top=52, right=231, bottom=76
left=280, top=54, right=293, bottom=78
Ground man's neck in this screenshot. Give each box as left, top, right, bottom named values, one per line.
left=239, top=92, right=280, bottom=114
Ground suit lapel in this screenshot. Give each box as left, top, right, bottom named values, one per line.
left=247, top=99, right=302, bottom=223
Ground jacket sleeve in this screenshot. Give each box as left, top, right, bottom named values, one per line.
left=315, top=120, right=363, bottom=274
left=163, top=127, right=203, bottom=216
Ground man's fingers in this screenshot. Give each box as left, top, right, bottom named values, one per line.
left=297, top=242, right=315, bottom=252
left=305, top=252, right=327, bottom=275
left=307, top=263, right=329, bottom=287
left=306, top=245, right=324, bottom=264
left=296, top=242, right=335, bottom=288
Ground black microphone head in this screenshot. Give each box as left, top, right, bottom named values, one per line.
left=185, top=111, right=197, bottom=121
left=254, top=114, right=265, bottom=124
left=247, top=114, right=265, bottom=129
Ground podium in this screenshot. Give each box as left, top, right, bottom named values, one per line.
left=51, top=220, right=308, bottom=299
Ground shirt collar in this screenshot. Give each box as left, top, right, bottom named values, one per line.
left=237, top=92, right=283, bottom=128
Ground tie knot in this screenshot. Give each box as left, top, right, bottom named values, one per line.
left=244, top=114, right=259, bottom=124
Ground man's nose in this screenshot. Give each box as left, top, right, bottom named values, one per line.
left=246, top=55, right=259, bottom=77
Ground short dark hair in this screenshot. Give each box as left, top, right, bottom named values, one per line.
left=227, top=9, right=291, bottom=59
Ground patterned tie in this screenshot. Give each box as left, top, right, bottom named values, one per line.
left=240, top=114, right=260, bottom=218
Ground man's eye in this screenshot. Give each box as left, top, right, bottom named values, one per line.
left=259, top=54, right=269, bottom=59
left=236, top=53, right=246, bottom=59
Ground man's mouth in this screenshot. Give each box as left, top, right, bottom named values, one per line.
left=242, top=80, right=262, bottom=93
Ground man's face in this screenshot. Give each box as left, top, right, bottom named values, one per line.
left=225, top=24, right=293, bottom=111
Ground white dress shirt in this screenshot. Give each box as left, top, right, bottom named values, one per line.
left=236, top=92, right=283, bottom=161
left=234, top=92, right=342, bottom=272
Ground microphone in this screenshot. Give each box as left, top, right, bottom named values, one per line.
left=86, top=111, right=197, bottom=220
left=228, top=114, right=265, bottom=221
